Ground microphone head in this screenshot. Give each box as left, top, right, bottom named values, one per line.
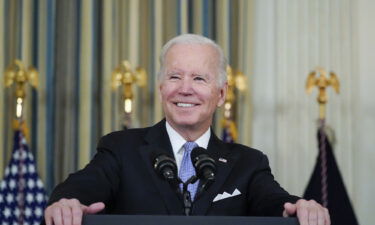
left=191, top=147, right=216, bottom=180
left=190, top=147, right=206, bottom=161
left=152, top=150, right=177, bottom=181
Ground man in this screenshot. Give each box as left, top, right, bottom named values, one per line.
left=44, top=34, right=330, bottom=225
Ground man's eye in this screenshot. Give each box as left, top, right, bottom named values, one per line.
left=169, top=75, right=180, bottom=80
left=194, top=76, right=206, bottom=82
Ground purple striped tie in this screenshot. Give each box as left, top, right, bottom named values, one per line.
left=179, top=142, right=198, bottom=199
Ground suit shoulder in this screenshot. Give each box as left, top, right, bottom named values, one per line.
left=225, top=142, right=266, bottom=158
left=97, top=127, right=150, bottom=148
left=103, top=127, right=149, bottom=139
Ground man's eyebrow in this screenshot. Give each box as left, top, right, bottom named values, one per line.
left=166, top=69, right=183, bottom=75
left=192, top=72, right=207, bottom=76
left=166, top=71, right=180, bottom=76
left=194, top=73, right=211, bottom=80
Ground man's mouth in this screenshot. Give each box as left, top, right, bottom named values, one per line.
left=175, top=102, right=198, bottom=108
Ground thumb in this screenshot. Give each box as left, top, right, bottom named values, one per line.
left=282, top=202, right=297, bottom=217
left=82, top=202, right=105, bottom=214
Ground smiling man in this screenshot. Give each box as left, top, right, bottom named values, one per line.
left=44, top=34, right=330, bottom=225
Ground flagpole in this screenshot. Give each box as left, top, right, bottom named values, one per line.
left=305, top=67, right=359, bottom=225
left=2, top=60, right=47, bottom=224
left=305, top=67, right=340, bottom=208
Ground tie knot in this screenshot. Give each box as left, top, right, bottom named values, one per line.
left=184, top=142, right=198, bottom=153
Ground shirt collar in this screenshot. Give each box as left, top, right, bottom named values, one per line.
left=165, top=121, right=211, bottom=155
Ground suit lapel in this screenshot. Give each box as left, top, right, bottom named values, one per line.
left=192, top=132, right=239, bottom=215
left=138, top=120, right=184, bottom=214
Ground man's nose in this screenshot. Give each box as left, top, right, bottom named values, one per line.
left=178, top=78, right=194, bottom=94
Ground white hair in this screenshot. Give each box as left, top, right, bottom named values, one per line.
left=158, top=33, right=227, bottom=87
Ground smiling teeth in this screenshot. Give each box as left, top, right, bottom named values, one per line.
left=177, top=103, right=195, bottom=107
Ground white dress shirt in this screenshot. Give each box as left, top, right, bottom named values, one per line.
left=165, top=121, right=210, bottom=172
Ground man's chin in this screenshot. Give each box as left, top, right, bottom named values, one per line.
left=168, top=118, right=199, bottom=128
left=175, top=121, right=198, bottom=128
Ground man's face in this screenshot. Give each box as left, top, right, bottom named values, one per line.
left=159, top=44, right=227, bottom=132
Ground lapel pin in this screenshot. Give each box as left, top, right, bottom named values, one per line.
left=218, top=158, right=227, bottom=163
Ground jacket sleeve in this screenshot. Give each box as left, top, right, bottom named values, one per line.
left=246, top=153, right=300, bottom=216
left=47, top=133, right=122, bottom=212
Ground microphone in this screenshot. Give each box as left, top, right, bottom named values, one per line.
left=191, top=147, right=216, bottom=182
left=152, top=152, right=178, bottom=182
left=152, top=151, right=194, bottom=216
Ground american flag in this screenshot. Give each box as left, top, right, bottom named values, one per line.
left=0, top=130, right=47, bottom=225
left=221, top=119, right=237, bottom=143
left=221, top=127, right=234, bottom=143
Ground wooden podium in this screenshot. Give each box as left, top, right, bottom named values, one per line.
left=83, top=215, right=299, bottom=225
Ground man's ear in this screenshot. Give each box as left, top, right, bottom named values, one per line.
left=217, top=82, right=228, bottom=107
left=158, top=83, right=163, bottom=101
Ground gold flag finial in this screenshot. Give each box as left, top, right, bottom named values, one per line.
left=4, top=59, right=38, bottom=120
left=306, top=67, right=340, bottom=119
left=111, top=60, right=147, bottom=128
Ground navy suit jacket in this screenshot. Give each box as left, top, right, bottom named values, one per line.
left=48, top=120, right=299, bottom=216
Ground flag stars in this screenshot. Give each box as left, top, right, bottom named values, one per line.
left=35, top=207, right=43, bottom=217
left=26, top=192, right=34, bottom=203
left=3, top=207, right=11, bottom=217
left=28, top=164, right=36, bottom=173
left=37, top=179, right=43, bottom=188
left=9, top=179, right=16, bottom=189
left=0, top=181, right=6, bottom=190
left=28, top=152, right=34, bottom=160
left=14, top=208, right=20, bottom=217
left=27, top=179, right=35, bottom=189
left=36, top=193, right=44, bottom=203
left=25, top=207, right=32, bottom=217
left=6, top=193, right=14, bottom=203
left=11, top=165, right=18, bottom=175
left=13, top=150, right=20, bottom=160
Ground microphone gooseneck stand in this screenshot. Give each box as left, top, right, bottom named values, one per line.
left=181, top=175, right=198, bottom=216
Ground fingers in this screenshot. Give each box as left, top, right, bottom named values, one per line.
left=84, top=202, right=105, bottom=214
left=296, top=204, right=309, bottom=225
left=283, top=202, right=296, bottom=217
left=44, top=206, right=53, bottom=225
left=293, top=199, right=330, bottom=225
left=324, top=208, right=331, bottom=225
left=307, top=209, right=318, bottom=225
left=61, top=200, right=73, bottom=225
left=44, top=198, right=104, bottom=225
left=316, top=207, right=325, bottom=225
left=45, top=200, right=64, bottom=225
left=71, top=199, right=84, bottom=225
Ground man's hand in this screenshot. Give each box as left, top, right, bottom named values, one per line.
left=44, top=198, right=105, bottom=225
left=283, top=199, right=330, bottom=225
